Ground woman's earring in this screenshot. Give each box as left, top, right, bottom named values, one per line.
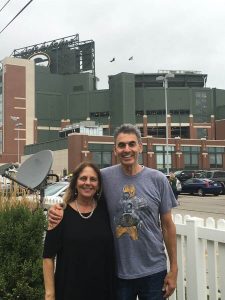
left=96, top=190, right=101, bottom=200
left=74, top=189, right=78, bottom=198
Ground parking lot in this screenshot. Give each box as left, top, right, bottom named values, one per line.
left=173, top=193, right=225, bottom=221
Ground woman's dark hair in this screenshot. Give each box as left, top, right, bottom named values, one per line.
left=63, top=161, right=102, bottom=204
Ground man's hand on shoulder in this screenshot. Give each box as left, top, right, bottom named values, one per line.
left=48, top=204, right=64, bottom=229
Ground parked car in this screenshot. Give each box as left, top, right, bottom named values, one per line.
left=180, top=178, right=223, bottom=196
left=174, top=170, right=205, bottom=182
left=26, top=181, right=69, bottom=209
left=0, top=175, right=12, bottom=193
left=199, top=170, right=225, bottom=194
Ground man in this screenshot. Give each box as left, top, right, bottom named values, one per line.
left=49, top=124, right=178, bottom=299
left=168, top=172, right=179, bottom=200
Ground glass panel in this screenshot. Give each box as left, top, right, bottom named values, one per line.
left=102, top=152, right=111, bottom=168
left=196, top=128, right=207, bottom=139
left=156, top=154, right=163, bottom=165
left=191, top=154, right=198, bottom=165
left=194, top=91, right=209, bottom=122
left=92, top=152, right=101, bottom=167
left=138, top=153, right=143, bottom=165
left=181, top=146, right=200, bottom=152
left=216, top=154, right=222, bottom=165
left=184, top=154, right=191, bottom=165
left=209, top=154, right=222, bottom=168
left=181, top=146, right=191, bottom=152
left=155, top=146, right=163, bottom=151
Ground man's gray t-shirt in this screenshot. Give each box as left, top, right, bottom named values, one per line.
left=101, top=165, right=178, bottom=280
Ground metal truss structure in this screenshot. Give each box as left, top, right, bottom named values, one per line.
left=11, top=34, right=95, bottom=76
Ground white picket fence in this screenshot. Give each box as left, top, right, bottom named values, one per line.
left=170, top=214, right=225, bottom=300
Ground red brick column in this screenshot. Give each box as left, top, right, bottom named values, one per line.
left=68, top=134, right=91, bottom=172
left=143, top=115, right=148, bottom=137
left=146, top=136, right=156, bottom=168
left=200, top=138, right=209, bottom=169
left=174, top=137, right=183, bottom=170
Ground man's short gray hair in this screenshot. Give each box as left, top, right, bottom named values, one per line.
left=113, top=124, right=142, bottom=144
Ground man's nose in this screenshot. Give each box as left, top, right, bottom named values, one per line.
left=124, top=144, right=131, bottom=150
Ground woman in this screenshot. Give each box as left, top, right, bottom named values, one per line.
left=43, top=161, right=115, bottom=300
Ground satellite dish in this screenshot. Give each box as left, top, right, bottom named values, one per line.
left=1, top=150, right=53, bottom=191
left=16, top=150, right=53, bottom=189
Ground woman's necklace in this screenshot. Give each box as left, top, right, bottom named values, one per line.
left=75, top=199, right=95, bottom=219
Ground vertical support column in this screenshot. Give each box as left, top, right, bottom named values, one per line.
left=210, top=115, right=215, bottom=140
left=174, top=136, right=183, bottom=170
left=167, top=114, right=171, bottom=138
left=142, top=114, right=148, bottom=137
left=147, top=136, right=156, bottom=169
left=200, top=138, right=209, bottom=169
left=68, top=134, right=90, bottom=172
left=189, top=114, right=195, bottom=139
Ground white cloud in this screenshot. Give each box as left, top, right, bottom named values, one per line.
left=1, top=0, right=225, bottom=89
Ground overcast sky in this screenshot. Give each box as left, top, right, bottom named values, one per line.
left=1, top=0, right=225, bottom=89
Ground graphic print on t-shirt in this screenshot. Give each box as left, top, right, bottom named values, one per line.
left=115, top=184, right=148, bottom=240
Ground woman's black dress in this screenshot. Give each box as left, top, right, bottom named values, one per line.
left=43, top=199, right=115, bottom=300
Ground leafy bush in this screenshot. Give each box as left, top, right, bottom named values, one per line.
left=0, top=196, right=46, bottom=299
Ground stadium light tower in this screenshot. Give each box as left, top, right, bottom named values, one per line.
left=156, top=73, right=175, bottom=174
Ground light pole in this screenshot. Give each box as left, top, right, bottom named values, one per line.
left=10, top=116, right=23, bottom=163
left=16, top=122, right=23, bottom=163
left=156, top=73, right=175, bottom=174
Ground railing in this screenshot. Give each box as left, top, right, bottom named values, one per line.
left=170, top=214, right=225, bottom=300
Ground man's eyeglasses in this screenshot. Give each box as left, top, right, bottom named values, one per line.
left=116, top=141, right=138, bottom=149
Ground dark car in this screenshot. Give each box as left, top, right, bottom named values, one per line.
left=181, top=178, right=223, bottom=196
left=174, top=170, right=206, bottom=183
left=199, top=170, right=225, bottom=194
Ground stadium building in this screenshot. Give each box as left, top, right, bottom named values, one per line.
left=0, top=34, right=225, bottom=175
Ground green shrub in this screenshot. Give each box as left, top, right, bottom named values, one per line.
left=0, top=198, right=46, bottom=300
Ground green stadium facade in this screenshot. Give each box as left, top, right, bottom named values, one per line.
left=0, top=35, right=225, bottom=175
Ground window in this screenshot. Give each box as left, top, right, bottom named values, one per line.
left=171, top=127, right=190, bottom=138
left=169, top=109, right=190, bottom=115
left=92, top=151, right=112, bottom=168
left=196, top=128, right=207, bottom=139
left=154, top=145, right=174, bottom=172
left=146, top=110, right=165, bottom=115
left=208, top=147, right=224, bottom=168
left=194, top=92, right=209, bottom=122
left=136, top=110, right=144, bottom=116
left=181, top=146, right=200, bottom=169
left=90, top=111, right=109, bottom=118
left=138, top=153, right=143, bottom=165
left=92, top=152, right=101, bottom=167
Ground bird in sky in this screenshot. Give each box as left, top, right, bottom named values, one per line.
left=128, top=56, right=133, bottom=61
left=110, top=57, right=115, bottom=62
